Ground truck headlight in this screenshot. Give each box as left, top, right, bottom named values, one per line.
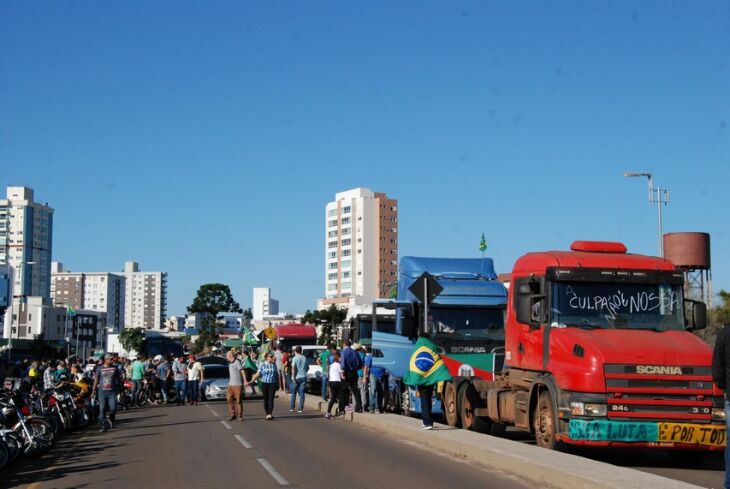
left=570, top=402, right=607, bottom=417
left=712, top=408, right=726, bottom=421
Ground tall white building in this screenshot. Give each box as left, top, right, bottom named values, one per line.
left=321, top=187, right=397, bottom=309
left=252, top=287, right=279, bottom=321
left=0, top=186, right=54, bottom=301
left=123, top=261, right=167, bottom=329
left=50, top=262, right=127, bottom=332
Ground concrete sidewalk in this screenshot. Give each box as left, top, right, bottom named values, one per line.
left=302, top=394, right=703, bottom=489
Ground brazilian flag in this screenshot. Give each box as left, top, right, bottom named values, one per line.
left=403, top=337, right=453, bottom=387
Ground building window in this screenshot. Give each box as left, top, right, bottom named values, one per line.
left=328, top=273, right=338, bottom=280
left=341, top=260, right=351, bottom=268
left=342, top=271, right=350, bottom=278
left=341, top=217, right=350, bottom=224
left=328, top=262, right=338, bottom=269
left=328, top=241, right=338, bottom=249
left=342, top=249, right=351, bottom=257
left=341, top=238, right=351, bottom=246
left=328, top=251, right=337, bottom=259
left=328, top=230, right=338, bottom=238
left=341, top=228, right=350, bottom=236
left=328, top=209, right=338, bottom=217
left=341, top=282, right=352, bottom=289
left=327, top=284, right=338, bottom=291
left=342, top=206, right=351, bottom=214
left=328, top=220, right=338, bottom=227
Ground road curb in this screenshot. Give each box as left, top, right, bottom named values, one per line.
left=302, top=396, right=702, bottom=489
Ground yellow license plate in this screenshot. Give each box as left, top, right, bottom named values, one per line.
left=658, top=423, right=726, bottom=447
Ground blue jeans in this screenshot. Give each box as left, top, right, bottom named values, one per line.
left=187, top=380, right=200, bottom=403
left=725, top=401, right=730, bottom=489
left=175, top=380, right=187, bottom=404
left=418, top=384, right=434, bottom=427
left=321, top=374, right=328, bottom=401
left=290, top=378, right=306, bottom=411
left=369, top=374, right=383, bottom=412
left=157, top=378, right=168, bottom=402
left=131, top=380, right=142, bottom=405
left=98, top=389, right=118, bottom=428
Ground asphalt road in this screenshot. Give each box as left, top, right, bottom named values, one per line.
left=501, top=428, right=726, bottom=488
left=3, top=396, right=531, bottom=489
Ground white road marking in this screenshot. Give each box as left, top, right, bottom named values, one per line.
left=210, top=408, right=219, bottom=417
left=220, top=420, right=232, bottom=430
left=257, top=458, right=289, bottom=486
left=234, top=434, right=252, bottom=449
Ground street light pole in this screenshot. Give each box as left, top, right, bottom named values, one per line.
left=623, top=172, right=670, bottom=257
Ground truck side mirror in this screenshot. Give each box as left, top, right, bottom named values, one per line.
left=515, top=280, right=542, bottom=329
left=685, top=300, right=707, bottom=331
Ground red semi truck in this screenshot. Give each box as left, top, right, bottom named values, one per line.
left=473, top=240, right=724, bottom=459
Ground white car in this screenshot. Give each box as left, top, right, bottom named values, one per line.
left=297, top=345, right=326, bottom=392
left=201, top=364, right=230, bottom=401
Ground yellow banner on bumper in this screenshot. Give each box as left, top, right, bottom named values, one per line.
left=658, top=423, right=726, bottom=447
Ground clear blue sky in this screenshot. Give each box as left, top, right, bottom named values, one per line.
left=1, top=2, right=728, bottom=315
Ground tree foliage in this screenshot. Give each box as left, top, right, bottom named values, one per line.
left=119, top=327, right=146, bottom=354
left=188, top=284, right=242, bottom=353
left=303, top=305, right=347, bottom=346
left=697, top=290, right=730, bottom=344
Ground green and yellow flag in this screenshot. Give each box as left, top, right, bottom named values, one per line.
left=403, top=337, right=453, bottom=387
left=479, top=233, right=487, bottom=254
left=66, top=304, right=76, bottom=317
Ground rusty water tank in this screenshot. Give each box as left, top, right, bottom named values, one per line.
left=663, top=232, right=711, bottom=269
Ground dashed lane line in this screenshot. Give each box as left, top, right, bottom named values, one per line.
left=257, top=458, right=289, bottom=486
left=209, top=408, right=220, bottom=417
left=220, top=420, right=232, bottom=430
left=234, top=434, right=252, bottom=449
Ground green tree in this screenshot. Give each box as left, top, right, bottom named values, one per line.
left=188, top=284, right=242, bottom=353
left=315, top=304, right=346, bottom=346
left=698, top=290, right=730, bottom=344
left=119, top=327, right=146, bottom=354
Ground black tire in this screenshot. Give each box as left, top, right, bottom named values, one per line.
left=3, top=432, right=22, bottom=461
left=137, top=390, right=149, bottom=406
left=459, top=382, right=492, bottom=432
left=17, top=418, right=54, bottom=457
left=490, top=422, right=508, bottom=436
left=443, top=381, right=460, bottom=427
left=533, top=390, right=563, bottom=450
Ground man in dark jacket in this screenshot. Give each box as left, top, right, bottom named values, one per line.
left=338, top=340, right=364, bottom=414
left=711, top=325, right=730, bottom=489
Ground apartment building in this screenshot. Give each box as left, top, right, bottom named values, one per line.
left=123, top=261, right=167, bottom=329
left=50, top=262, right=126, bottom=332
left=321, top=187, right=397, bottom=308
left=0, top=186, right=54, bottom=301
left=252, top=287, right=279, bottom=321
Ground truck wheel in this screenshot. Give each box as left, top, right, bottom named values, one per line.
left=533, top=390, right=561, bottom=450
left=443, top=381, right=460, bottom=427
left=459, top=382, right=491, bottom=432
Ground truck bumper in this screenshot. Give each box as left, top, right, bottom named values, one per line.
left=562, top=419, right=726, bottom=450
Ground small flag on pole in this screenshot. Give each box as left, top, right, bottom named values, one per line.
left=66, top=305, right=76, bottom=317
left=479, top=233, right=487, bottom=254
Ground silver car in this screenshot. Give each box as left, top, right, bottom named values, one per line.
left=201, top=364, right=230, bottom=401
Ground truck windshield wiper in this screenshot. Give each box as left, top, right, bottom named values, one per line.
left=565, top=323, right=604, bottom=330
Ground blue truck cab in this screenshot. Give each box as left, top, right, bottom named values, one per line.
left=370, top=256, right=507, bottom=420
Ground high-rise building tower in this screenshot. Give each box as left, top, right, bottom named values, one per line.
left=0, top=186, right=54, bottom=300
left=123, top=261, right=167, bottom=329
left=321, top=187, right=397, bottom=308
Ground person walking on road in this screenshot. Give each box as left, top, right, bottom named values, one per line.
left=93, top=353, right=123, bottom=433
left=712, top=324, right=730, bottom=489
left=289, top=346, right=307, bottom=413
left=403, top=334, right=453, bottom=430
left=156, top=356, right=171, bottom=404
left=247, top=352, right=279, bottom=420
left=172, top=355, right=187, bottom=406
left=226, top=351, right=245, bottom=421
left=317, top=344, right=334, bottom=402
left=130, top=356, right=145, bottom=406
left=325, top=351, right=342, bottom=419
left=339, top=340, right=364, bottom=413
left=186, top=354, right=203, bottom=405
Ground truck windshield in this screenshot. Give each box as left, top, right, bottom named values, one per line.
left=550, top=282, right=685, bottom=331
left=427, top=307, right=504, bottom=341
